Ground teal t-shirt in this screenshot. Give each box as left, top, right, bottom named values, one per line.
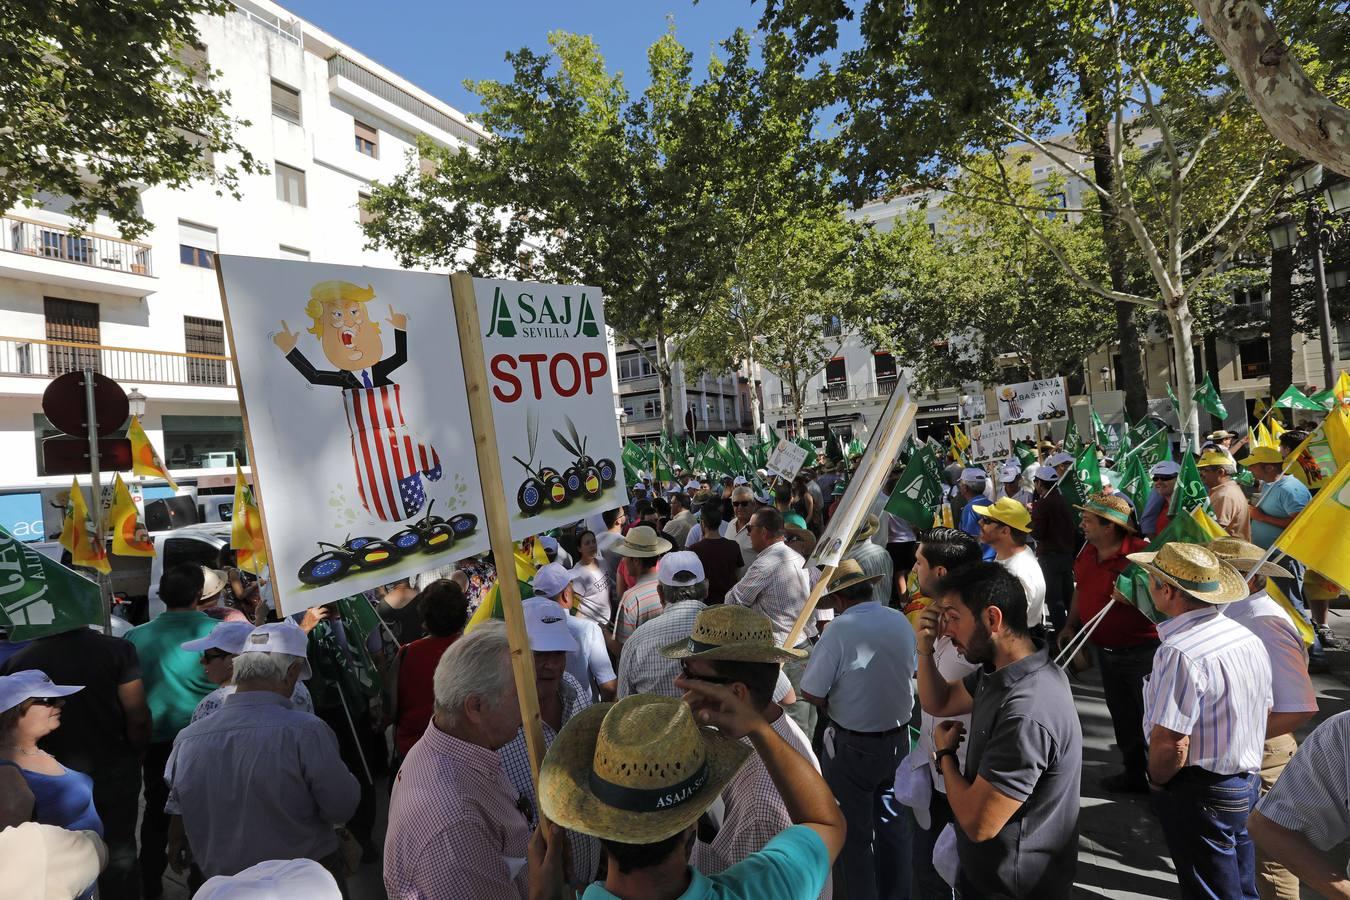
left=126, top=611, right=217, bottom=742
left=1251, top=475, right=1311, bottom=549
left=582, top=825, right=828, bottom=900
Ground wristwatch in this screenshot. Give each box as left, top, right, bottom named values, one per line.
left=932, top=747, right=958, bottom=767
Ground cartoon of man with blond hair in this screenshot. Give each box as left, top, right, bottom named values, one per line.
left=274, top=280, right=441, bottom=522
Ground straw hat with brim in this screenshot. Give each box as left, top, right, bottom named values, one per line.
left=660, top=603, right=809, bottom=663
left=539, top=695, right=752, bottom=844
left=851, top=513, right=880, bottom=545
left=784, top=525, right=817, bottom=557
left=1206, top=537, right=1294, bottom=579
left=611, top=525, right=672, bottom=558
left=1125, top=542, right=1250, bottom=605
left=1074, top=493, right=1137, bottom=532
left=1240, top=446, right=1284, bottom=466
left=824, top=558, right=883, bottom=596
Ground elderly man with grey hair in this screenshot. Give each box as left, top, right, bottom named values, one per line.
left=616, top=552, right=711, bottom=697
left=384, top=622, right=546, bottom=899
left=164, top=622, right=358, bottom=886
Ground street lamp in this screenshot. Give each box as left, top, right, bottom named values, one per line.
left=1099, top=365, right=1111, bottom=392
left=126, top=387, right=147, bottom=419
left=1267, top=164, right=1336, bottom=388
left=819, top=384, right=831, bottom=452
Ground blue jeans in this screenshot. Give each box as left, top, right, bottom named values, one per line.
left=1151, top=769, right=1258, bottom=899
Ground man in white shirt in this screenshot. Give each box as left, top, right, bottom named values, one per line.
left=1207, top=538, right=1318, bottom=900
left=531, top=563, right=616, bottom=701
left=800, top=560, right=915, bottom=900
left=663, top=492, right=697, bottom=548
left=970, top=496, right=1047, bottom=634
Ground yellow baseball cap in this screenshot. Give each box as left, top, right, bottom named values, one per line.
left=970, top=496, right=1032, bottom=533
left=1196, top=449, right=1236, bottom=469
left=1239, top=446, right=1283, bottom=466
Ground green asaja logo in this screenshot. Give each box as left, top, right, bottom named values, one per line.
left=486, top=286, right=599, bottom=339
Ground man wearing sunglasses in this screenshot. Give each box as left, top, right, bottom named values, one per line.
left=1138, top=460, right=1180, bottom=538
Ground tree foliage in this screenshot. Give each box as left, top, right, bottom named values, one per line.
left=1, top=0, right=263, bottom=238
left=362, top=27, right=834, bottom=434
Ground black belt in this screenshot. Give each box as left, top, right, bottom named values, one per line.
left=829, top=720, right=904, bottom=738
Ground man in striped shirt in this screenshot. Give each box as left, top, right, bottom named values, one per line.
left=1131, top=543, right=1273, bottom=900
left=610, top=526, right=671, bottom=643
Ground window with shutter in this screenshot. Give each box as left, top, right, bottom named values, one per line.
left=354, top=120, right=378, bottom=157
left=44, top=298, right=100, bottom=375
left=184, top=316, right=227, bottom=386
left=271, top=81, right=301, bottom=124
left=178, top=221, right=217, bottom=269
left=275, top=162, right=307, bottom=207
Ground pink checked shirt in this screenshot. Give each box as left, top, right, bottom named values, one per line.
left=384, top=723, right=531, bottom=899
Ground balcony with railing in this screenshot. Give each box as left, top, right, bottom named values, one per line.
left=768, top=380, right=897, bottom=410
left=0, top=336, right=235, bottom=393
left=0, top=215, right=155, bottom=296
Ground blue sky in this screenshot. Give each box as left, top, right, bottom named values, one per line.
left=284, top=0, right=772, bottom=116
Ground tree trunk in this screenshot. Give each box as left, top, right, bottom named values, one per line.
left=745, top=342, right=764, bottom=437
left=1268, top=243, right=1296, bottom=401
left=656, top=333, right=677, bottom=436
left=1191, top=0, right=1350, bottom=177
left=1167, top=298, right=1203, bottom=447
left=1080, top=70, right=1149, bottom=423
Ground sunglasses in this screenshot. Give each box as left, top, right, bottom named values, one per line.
left=202, top=650, right=233, bottom=663
left=732, top=500, right=751, bottom=507
left=679, top=663, right=732, bottom=685
left=977, top=516, right=999, bottom=526
left=28, top=697, right=63, bottom=708
left=1152, top=475, right=1177, bottom=482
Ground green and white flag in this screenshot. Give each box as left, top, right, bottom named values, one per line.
left=1193, top=374, right=1228, bottom=420
left=1124, top=426, right=1171, bottom=471
left=1074, top=445, right=1104, bottom=494
left=1169, top=451, right=1210, bottom=517
left=1063, top=419, right=1085, bottom=455
left=1116, top=451, right=1150, bottom=513
left=0, top=524, right=103, bottom=640
left=1166, top=382, right=1182, bottom=420
left=1274, top=384, right=1326, bottom=411
left=884, top=445, right=945, bottom=528
left=1090, top=408, right=1112, bottom=449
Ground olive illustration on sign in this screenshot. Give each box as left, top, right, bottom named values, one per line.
left=553, top=417, right=605, bottom=500
left=297, top=537, right=401, bottom=586
left=513, top=408, right=568, bottom=516
left=388, top=500, right=455, bottom=554
left=594, top=457, right=617, bottom=488
left=448, top=513, right=478, bottom=536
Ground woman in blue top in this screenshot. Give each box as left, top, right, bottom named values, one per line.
left=0, top=669, right=102, bottom=838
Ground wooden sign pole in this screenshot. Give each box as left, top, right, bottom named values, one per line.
left=449, top=273, right=550, bottom=792
left=783, top=564, right=836, bottom=650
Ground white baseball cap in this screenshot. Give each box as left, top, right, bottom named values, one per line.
left=657, top=551, right=706, bottom=587
left=998, top=464, right=1021, bottom=484
left=1150, top=460, right=1182, bottom=477
left=181, top=621, right=256, bottom=656
left=240, top=622, right=312, bottom=680
left=732, top=475, right=749, bottom=486
left=195, top=859, right=342, bottom=899
left=0, top=670, right=83, bottom=716
left=1033, top=467, right=1060, bottom=483
left=959, top=467, right=986, bottom=484
left=1046, top=452, right=1075, bottom=468
left=532, top=562, right=573, bottom=600
left=537, top=535, right=560, bottom=554
left=522, top=598, right=580, bottom=653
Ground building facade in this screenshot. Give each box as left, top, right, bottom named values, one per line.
left=614, top=340, right=755, bottom=442
left=0, top=0, right=485, bottom=511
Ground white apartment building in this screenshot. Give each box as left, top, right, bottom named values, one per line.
left=614, top=340, right=755, bottom=442
left=0, top=0, right=487, bottom=534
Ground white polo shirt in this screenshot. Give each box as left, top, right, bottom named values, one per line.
left=800, top=600, right=916, bottom=732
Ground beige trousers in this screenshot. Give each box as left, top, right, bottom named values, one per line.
left=1255, top=733, right=1300, bottom=900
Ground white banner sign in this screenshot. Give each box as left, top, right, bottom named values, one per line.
left=765, top=438, right=810, bottom=481
left=996, top=376, right=1069, bottom=427
left=217, top=257, right=489, bottom=610
left=963, top=419, right=1012, bottom=464
left=473, top=277, right=627, bottom=540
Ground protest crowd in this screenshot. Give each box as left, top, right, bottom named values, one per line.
left=4, top=384, right=1350, bottom=900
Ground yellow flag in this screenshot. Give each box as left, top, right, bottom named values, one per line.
left=1256, top=421, right=1276, bottom=449
left=1253, top=397, right=1269, bottom=420
left=127, top=416, right=178, bottom=489
left=952, top=424, right=971, bottom=451
left=59, top=480, right=109, bottom=574
left=1325, top=408, right=1350, bottom=472
left=1268, top=417, right=1285, bottom=441
left=1336, top=371, right=1350, bottom=408
left=1265, top=578, right=1316, bottom=646
left=231, top=465, right=268, bottom=574
left=1189, top=506, right=1228, bottom=540
left=110, top=474, right=153, bottom=557
left=1274, top=458, right=1350, bottom=595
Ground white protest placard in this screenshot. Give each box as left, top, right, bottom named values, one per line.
left=216, top=258, right=489, bottom=611
left=765, top=438, right=810, bottom=481
left=958, top=383, right=987, bottom=421
left=995, top=376, right=1069, bottom=426
left=473, top=277, right=628, bottom=540
left=964, top=419, right=1012, bottom=464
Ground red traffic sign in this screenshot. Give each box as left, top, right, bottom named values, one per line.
left=42, top=437, right=132, bottom=476
left=42, top=372, right=129, bottom=437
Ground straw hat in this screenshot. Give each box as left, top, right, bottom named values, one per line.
left=1205, top=537, right=1294, bottom=579
left=1125, top=542, right=1249, bottom=604
left=1240, top=446, right=1284, bottom=466
left=660, top=604, right=808, bottom=663
left=538, top=695, right=752, bottom=843
left=1075, top=492, right=1136, bottom=532
left=611, top=525, right=672, bottom=558
left=784, top=525, right=817, bottom=558
left=1205, top=430, right=1236, bottom=442
left=824, top=558, right=883, bottom=596
left=970, top=497, right=1031, bottom=533
left=851, top=513, right=880, bottom=545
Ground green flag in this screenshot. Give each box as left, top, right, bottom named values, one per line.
left=1166, top=382, right=1181, bottom=420
left=1074, top=446, right=1104, bottom=493
left=1116, top=451, right=1150, bottom=513
left=1063, top=419, right=1085, bottom=455
left=0, top=524, right=103, bottom=640
left=1274, top=384, right=1326, bottom=411
left=1115, top=511, right=1215, bottom=624
left=1169, top=451, right=1210, bottom=517
left=1090, top=408, right=1112, bottom=448
left=1310, top=388, right=1336, bottom=410
left=1013, top=442, right=1037, bottom=469
left=1059, top=463, right=1089, bottom=526
left=1124, top=426, right=1170, bottom=471
left=1193, top=374, right=1228, bottom=420
left=884, top=445, right=945, bottom=528
left=847, top=438, right=866, bottom=457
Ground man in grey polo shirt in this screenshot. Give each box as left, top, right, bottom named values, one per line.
left=916, top=561, right=1082, bottom=899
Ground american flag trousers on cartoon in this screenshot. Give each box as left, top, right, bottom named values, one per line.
left=342, top=385, right=443, bottom=523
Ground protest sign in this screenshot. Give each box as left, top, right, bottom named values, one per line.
left=0, top=524, right=103, bottom=640
left=958, top=384, right=987, bottom=421
left=995, top=376, right=1069, bottom=426
left=216, top=257, right=489, bottom=612
left=765, top=438, right=810, bottom=480
left=473, top=277, right=628, bottom=540
left=963, top=419, right=1012, bottom=464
